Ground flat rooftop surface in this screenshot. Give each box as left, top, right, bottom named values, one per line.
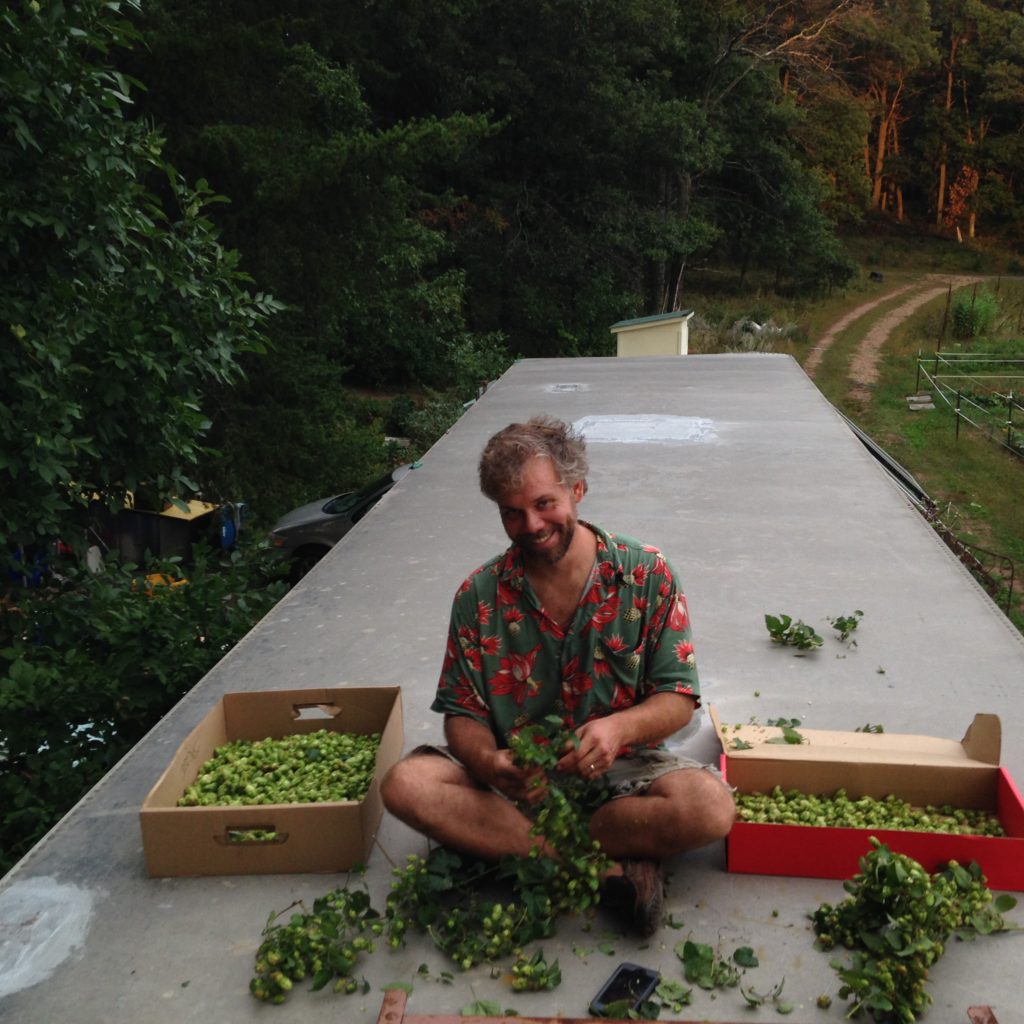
left=3, top=354, right=1023, bottom=1024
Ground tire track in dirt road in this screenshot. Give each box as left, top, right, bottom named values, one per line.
left=803, top=274, right=986, bottom=395
left=803, top=280, right=920, bottom=379
left=845, top=275, right=986, bottom=402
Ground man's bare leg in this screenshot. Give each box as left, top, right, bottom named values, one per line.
left=381, top=754, right=557, bottom=861
left=588, top=768, right=735, bottom=861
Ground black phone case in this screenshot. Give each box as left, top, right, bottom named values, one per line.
left=589, top=961, right=660, bottom=1015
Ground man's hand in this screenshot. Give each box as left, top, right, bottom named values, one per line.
left=555, top=715, right=625, bottom=779
left=556, top=693, right=696, bottom=779
left=445, top=715, right=548, bottom=804
left=484, top=749, right=548, bottom=804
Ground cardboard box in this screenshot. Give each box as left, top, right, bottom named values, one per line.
left=140, top=687, right=403, bottom=877
left=711, top=707, right=1024, bottom=891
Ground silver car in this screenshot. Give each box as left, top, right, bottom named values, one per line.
left=269, top=462, right=418, bottom=580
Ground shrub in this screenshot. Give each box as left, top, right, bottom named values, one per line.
left=0, top=542, right=288, bottom=876
left=403, top=392, right=468, bottom=453
left=952, top=288, right=999, bottom=339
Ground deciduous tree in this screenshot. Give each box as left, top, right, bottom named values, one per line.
left=0, top=0, right=278, bottom=549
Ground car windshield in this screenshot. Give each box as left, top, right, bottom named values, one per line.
left=323, top=471, right=394, bottom=515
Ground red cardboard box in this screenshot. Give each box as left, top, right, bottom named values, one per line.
left=140, top=687, right=403, bottom=877
left=711, top=707, right=1024, bottom=891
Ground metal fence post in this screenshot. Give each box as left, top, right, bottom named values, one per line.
left=956, top=390, right=962, bottom=440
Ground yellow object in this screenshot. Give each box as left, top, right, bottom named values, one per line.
left=135, top=573, right=189, bottom=596
left=123, top=493, right=218, bottom=521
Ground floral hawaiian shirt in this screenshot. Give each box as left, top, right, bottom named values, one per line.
left=431, top=522, right=700, bottom=749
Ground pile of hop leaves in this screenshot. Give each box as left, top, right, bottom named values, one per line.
left=812, top=838, right=1016, bottom=1022
left=510, top=948, right=562, bottom=991
left=384, top=717, right=612, bottom=970
left=250, top=876, right=383, bottom=1004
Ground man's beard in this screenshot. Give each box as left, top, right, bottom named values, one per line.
left=518, top=517, right=576, bottom=565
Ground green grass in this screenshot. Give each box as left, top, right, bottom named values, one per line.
left=841, top=216, right=1024, bottom=276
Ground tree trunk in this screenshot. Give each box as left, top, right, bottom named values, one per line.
left=647, top=170, right=691, bottom=313
left=870, top=83, right=889, bottom=209
left=936, top=37, right=958, bottom=226
left=870, top=80, right=905, bottom=212
left=891, top=117, right=904, bottom=222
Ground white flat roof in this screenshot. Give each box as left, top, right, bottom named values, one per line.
left=3, top=354, right=1022, bottom=1023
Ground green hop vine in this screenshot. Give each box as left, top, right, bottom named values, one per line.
left=811, top=838, right=1017, bottom=1022
left=510, top=948, right=561, bottom=991
left=250, top=873, right=383, bottom=1004
left=384, top=716, right=613, bottom=969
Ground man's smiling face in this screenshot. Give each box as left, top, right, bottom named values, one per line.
left=496, top=456, right=585, bottom=566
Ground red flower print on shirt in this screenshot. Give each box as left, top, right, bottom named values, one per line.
left=489, top=644, right=543, bottom=705
left=457, top=566, right=484, bottom=595
left=451, top=675, right=488, bottom=717
left=589, top=595, right=620, bottom=631
left=608, top=681, right=635, bottom=711
left=480, top=635, right=501, bottom=656
left=667, top=595, right=689, bottom=632
left=674, top=640, right=695, bottom=665
left=478, top=601, right=493, bottom=625
left=561, top=656, right=594, bottom=711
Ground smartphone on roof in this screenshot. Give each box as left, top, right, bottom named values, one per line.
left=589, top=962, right=660, bottom=1016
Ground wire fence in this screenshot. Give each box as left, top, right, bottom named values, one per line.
left=922, top=503, right=1017, bottom=616
left=914, top=352, right=1024, bottom=461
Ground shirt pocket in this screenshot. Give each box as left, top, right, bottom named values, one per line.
left=595, top=634, right=645, bottom=692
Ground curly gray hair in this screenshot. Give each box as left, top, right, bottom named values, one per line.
left=478, top=415, right=588, bottom=501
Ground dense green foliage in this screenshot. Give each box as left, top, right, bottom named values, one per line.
left=0, top=0, right=280, bottom=547
left=0, top=1, right=287, bottom=877
left=0, top=544, right=289, bottom=876
left=113, top=0, right=1024, bottom=517
left=952, top=286, right=1000, bottom=337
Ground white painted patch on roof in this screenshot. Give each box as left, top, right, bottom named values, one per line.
left=0, top=877, right=96, bottom=998
left=574, top=414, right=717, bottom=444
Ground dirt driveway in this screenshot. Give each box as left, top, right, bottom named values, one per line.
left=804, top=274, right=987, bottom=402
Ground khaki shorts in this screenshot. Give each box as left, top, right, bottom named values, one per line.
left=408, top=743, right=725, bottom=809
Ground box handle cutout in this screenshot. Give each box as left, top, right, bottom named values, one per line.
left=216, top=826, right=288, bottom=846
left=291, top=702, right=341, bottom=721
